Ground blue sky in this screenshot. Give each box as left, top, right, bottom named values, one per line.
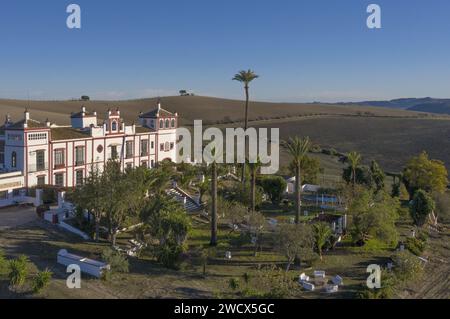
left=0, top=0, right=449, bottom=102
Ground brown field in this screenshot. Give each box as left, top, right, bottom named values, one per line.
left=251, top=116, right=450, bottom=172
left=2, top=95, right=450, bottom=173
left=0, top=95, right=443, bottom=127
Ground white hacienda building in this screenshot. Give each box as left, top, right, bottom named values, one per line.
left=0, top=102, right=178, bottom=207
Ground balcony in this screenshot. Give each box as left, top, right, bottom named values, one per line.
left=75, top=160, right=85, bottom=166
left=28, top=163, right=48, bottom=173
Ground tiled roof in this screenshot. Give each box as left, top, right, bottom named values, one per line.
left=135, top=126, right=155, bottom=133
left=50, top=127, right=91, bottom=141
left=140, top=106, right=175, bottom=118
left=70, top=111, right=96, bottom=118
left=6, top=119, right=48, bottom=129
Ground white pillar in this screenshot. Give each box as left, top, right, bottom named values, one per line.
left=35, top=189, right=43, bottom=206
left=58, top=191, right=66, bottom=209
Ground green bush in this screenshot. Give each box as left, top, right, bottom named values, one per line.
left=392, top=251, right=424, bottom=283
left=406, top=236, right=427, bottom=256
left=101, top=248, right=129, bottom=273
left=153, top=243, right=186, bottom=269
left=258, top=176, right=287, bottom=204
left=32, top=269, right=52, bottom=293
left=0, top=249, right=8, bottom=275
left=228, top=278, right=240, bottom=291
left=8, top=255, right=30, bottom=287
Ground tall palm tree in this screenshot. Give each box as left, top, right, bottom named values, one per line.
left=347, top=151, right=362, bottom=187
left=282, top=137, right=311, bottom=224
left=233, top=69, right=259, bottom=184
left=210, top=160, right=218, bottom=246
left=248, top=158, right=262, bottom=213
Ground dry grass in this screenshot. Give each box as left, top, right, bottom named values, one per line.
left=0, top=95, right=444, bottom=127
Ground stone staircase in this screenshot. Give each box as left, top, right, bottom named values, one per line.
left=167, top=187, right=203, bottom=213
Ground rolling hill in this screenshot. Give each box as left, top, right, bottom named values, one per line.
left=1, top=95, right=449, bottom=172
left=339, top=97, right=450, bottom=115
left=0, top=95, right=439, bottom=127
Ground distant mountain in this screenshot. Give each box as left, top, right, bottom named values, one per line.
left=339, top=98, right=450, bottom=114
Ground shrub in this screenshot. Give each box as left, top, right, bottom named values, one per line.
left=228, top=278, right=240, bottom=291
left=8, top=255, right=30, bottom=287
left=0, top=249, right=8, bottom=275
left=258, top=176, right=287, bottom=204
left=101, top=248, right=129, bottom=273
left=406, top=236, right=427, bottom=256
left=392, top=251, right=424, bottom=283
left=32, top=269, right=52, bottom=294
left=153, top=243, right=186, bottom=269
left=410, top=190, right=435, bottom=226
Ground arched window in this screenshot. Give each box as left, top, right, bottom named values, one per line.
left=171, top=119, right=175, bottom=128
left=112, top=121, right=117, bottom=131
left=11, top=152, right=17, bottom=168
left=159, top=119, right=164, bottom=129
left=165, top=119, right=170, bottom=128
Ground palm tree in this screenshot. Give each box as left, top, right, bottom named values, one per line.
left=248, top=158, right=262, bottom=213
left=233, top=69, right=259, bottom=183
left=313, top=222, right=332, bottom=261
left=282, top=136, right=311, bottom=224
left=210, top=160, right=218, bottom=246
left=347, top=151, right=362, bottom=187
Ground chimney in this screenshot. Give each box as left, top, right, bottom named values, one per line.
left=24, top=109, right=30, bottom=121
left=45, top=119, right=51, bottom=127
left=81, top=106, right=86, bottom=114
left=4, top=114, right=11, bottom=127
left=93, top=111, right=97, bottom=116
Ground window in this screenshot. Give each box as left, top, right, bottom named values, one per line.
left=112, top=121, right=117, bottom=131
left=75, top=170, right=84, bottom=186
left=160, top=143, right=164, bottom=151
left=151, top=141, right=154, bottom=149
left=159, top=119, right=164, bottom=129
left=165, top=142, right=170, bottom=151
left=37, top=176, right=45, bottom=186
left=171, top=119, right=175, bottom=128
left=140, top=140, right=148, bottom=156
left=0, top=191, right=8, bottom=200
left=55, top=173, right=64, bottom=187
left=75, top=146, right=85, bottom=166
left=126, top=141, right=134, bottom=158
left=0, top=140, right=4, bottom=165
left=36, top=150, right=45, bottom=171
left=110, top=146, right=118, bottom=160
left=11, top=152, right=17, bottom=168
left=8, top=134, right=22, bottom=141
left=28, top=133, right=47, bottom=141
left=54, top=149, right=65, bottom=167
left=151, top=160, right=155, bottom=168
left=170, top=142, right=174, bottom=150
left=165, top=119, right=170, bottom=128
